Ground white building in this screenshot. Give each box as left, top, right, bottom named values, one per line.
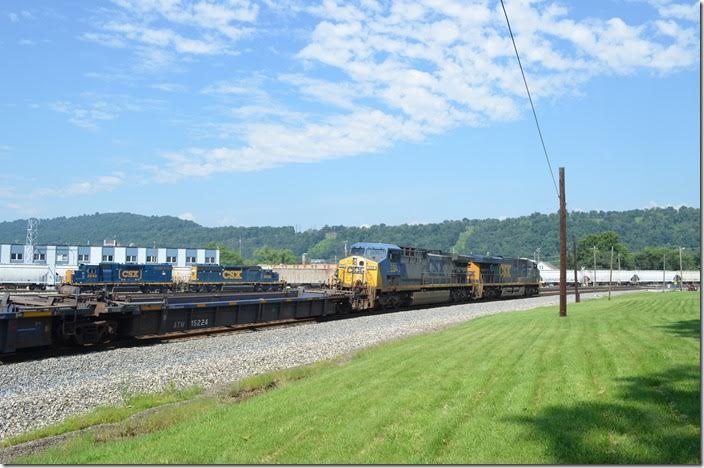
left=0, top=243, right=220, bottom=287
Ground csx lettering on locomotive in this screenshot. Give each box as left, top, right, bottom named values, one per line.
left=120, top=270, right=142, bottom=279
left=222, top=270, right=242, bottom=280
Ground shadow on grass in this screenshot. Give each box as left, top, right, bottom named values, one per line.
left=508, top=365, right=701, bottom=464
left=656, top=319, right=701, bottom=339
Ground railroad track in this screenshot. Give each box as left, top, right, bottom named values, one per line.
left=1, top=286, right=646, bottom=364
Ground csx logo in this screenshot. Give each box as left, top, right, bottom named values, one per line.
left=346, top=266, right=365, bottom=274
left=500, top=265, right=512, bottom=278
left=121, top=270, right=142, bottom=279
left=222, top=270, right=242, bottom=279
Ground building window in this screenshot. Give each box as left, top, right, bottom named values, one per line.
left=102, top=255, right=114, bottom=262
left=186, top=256, right=196, bottom=263
left=146, top=255, right=157, bottom=263
left=166, top=255, right=177, bottom=263
left=205, top=256, right=215, bottom=264
left=126, top=255, right=137, bottom=263
left=56, top=254, right=68, bottom=262
left=10, top=252, right=23, bottom=261
left=78, top=254, right=90, bottom=262
left=34, top=253, right=46, bottom=262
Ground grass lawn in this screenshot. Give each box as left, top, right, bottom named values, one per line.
left=12, top=292, right=700, bottom=464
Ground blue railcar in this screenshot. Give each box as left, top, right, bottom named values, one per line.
left=189, top=265, right=282, bottom=292
left=66, top=263, right=173, bottom=292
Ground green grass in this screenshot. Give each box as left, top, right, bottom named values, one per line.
left=2, top=384, right=203, bottom=448
left=12, top=292, right=700, bottom=464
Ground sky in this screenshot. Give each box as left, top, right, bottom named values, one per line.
left=0, top=0, right=700, bottom=229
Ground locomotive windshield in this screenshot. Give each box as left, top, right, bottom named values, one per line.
left=350, top=247, right=365, bottom=256
left=350, top=246, right=387, bottom=262
left=364, top=248, right=387, bottom=262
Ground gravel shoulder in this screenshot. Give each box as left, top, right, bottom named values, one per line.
left=0, top=290, right=638, bottom=440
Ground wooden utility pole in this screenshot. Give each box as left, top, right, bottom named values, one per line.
left=662, top=253, right=666, bottom=292
left=592, top=246, right=598, bottom=287
left=608, top=245, right=614, bottom=300
left=573, top=234, right=580, bottom=303
left=559, top=167, right=567, bottom=317
left=679, top=247, right=684, bottom=291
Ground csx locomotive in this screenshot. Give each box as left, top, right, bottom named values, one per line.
left=64, top=262, right=282, bottom=293
left=335, top=242, right=540, bottom=310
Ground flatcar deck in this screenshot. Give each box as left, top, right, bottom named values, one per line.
left=0, top=290, right=349, bottom=354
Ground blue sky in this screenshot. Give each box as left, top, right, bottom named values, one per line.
left=0, top=0, right=699, bottom=228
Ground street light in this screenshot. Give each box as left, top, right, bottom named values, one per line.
left=534, top=248, right=541, bottom=265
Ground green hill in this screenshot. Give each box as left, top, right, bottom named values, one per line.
left=0, top=207, right=698, bottom=264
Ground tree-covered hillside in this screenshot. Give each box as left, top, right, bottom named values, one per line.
left=0, top=207, right=698, bottom=264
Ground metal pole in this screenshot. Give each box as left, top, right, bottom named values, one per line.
left=239, top=238, right=242, bottom=257
left=573, top=234, right=580, bottom=303
left=592, top=246, right=597, bottom=287
left=608, top=246, right=614, bottom=300
left=662, top=253, right=666, bottom=292
left=617, top=253, right=621, bottom=285
left=559, top=167, right=567, bottom=317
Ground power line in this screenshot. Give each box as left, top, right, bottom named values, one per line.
left=499, top=0, right=559, bottom=198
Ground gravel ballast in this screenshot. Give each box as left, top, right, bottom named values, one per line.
left=0, top=290, right=637, bottom=440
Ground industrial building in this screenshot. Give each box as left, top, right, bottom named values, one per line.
left=0, top=242, right=220, bottom=288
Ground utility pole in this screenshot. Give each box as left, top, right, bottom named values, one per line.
left=344, top=240, right=348, bottom=257
left=239, top=238, right=242, bottom=257
left=617, top=253, right=621, bottom=285
left=608, top=245, right=614, bottom=300
left=559, top=167, right=567, bottom=317
left=592, top=246, right=598, bottom=287
left=572, top=234, right=580, bottom=303
left=662, top=253, right=666, bottom=292
left=679, top=247, right=684, bottom=291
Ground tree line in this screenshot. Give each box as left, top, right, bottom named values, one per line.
left=0, top=207, right=698, bottom=268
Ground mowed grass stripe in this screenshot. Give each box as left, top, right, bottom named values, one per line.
left=13, top=292, right=700, bottom=464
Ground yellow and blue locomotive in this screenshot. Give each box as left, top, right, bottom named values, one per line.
left=335, top=242, right=539, bottom=310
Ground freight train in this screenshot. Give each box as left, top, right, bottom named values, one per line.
left=335, top=242, right=540, bottom=310
left=63, top=262, right=283, bottom=294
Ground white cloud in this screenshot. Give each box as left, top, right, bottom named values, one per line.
left=47, top=94, right=164, bottom=129
left=87, top=0, right=695, bottom=179
left=83, top=0, right=260, bottom=68
left=45, top=173, right=126, bottom=196
left=647, top=0, right=699, bottom=22
left=48, top=100, right=117, bottom=130
left=8, top=12, right=19, bottom=23
left=151, top=82, right=186, bottom=92
left=179, top=212, right=195, bottom=221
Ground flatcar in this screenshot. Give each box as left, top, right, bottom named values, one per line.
left=335, top=242, right=539, bottom=310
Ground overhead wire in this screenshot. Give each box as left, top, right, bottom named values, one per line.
left=499, top=0, right=560, bottom=198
